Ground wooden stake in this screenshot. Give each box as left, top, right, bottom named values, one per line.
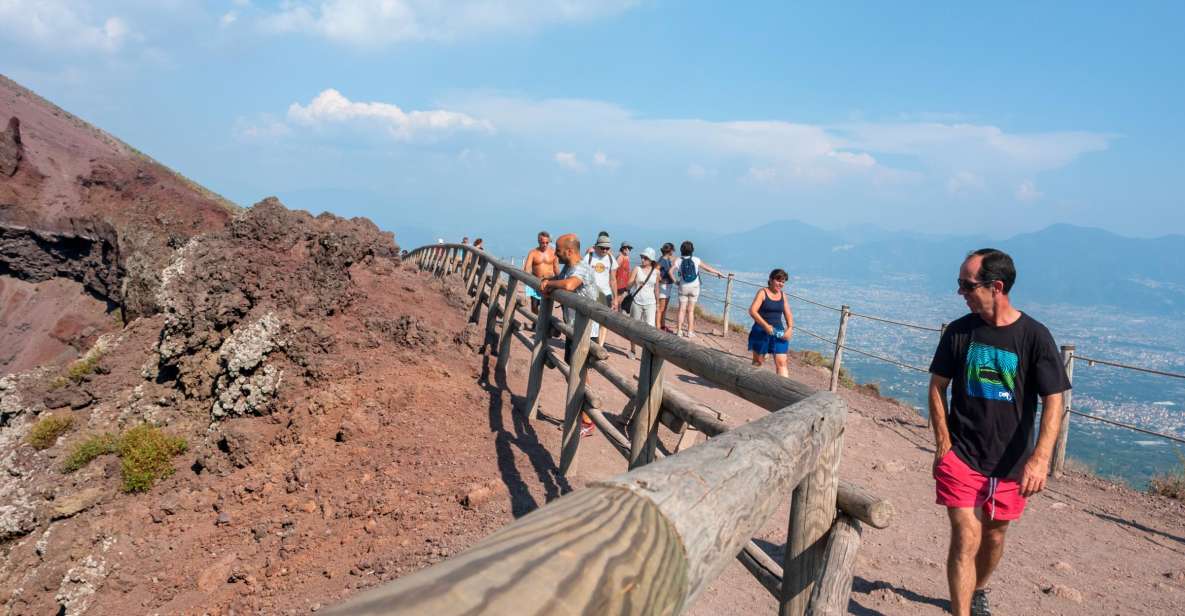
left=524, top=296, right=554, bottom=420
left=559, top=312, right=594, bottom=475
left=1052, top=344, right=1075, bottom=477
left=781, top=429, right=843, bottom=616
left=629, top=348, right=667, bottom=469
left=828, top=306, right=850, bottom=393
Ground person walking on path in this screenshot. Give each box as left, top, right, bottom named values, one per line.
left=540, top=233, right=600, bottom=437
left=928, top=248, right=1070, bottom=616
left=624, top=247, right=660, bottom=360
left=671, top=240, right=724, bottom=338
left=655, top=242, right=677, bottom=332
left=523, top=231, right=558, bottom=321
left=747, top=268, right=794, bottom=377
left=584, top=231, right=619, bottom=348
left=615, top=241, right=633, bottom=311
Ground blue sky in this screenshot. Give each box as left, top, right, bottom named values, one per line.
left=3, top=1, right=1183, bottom=241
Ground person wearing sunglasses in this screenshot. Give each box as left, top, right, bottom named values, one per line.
left=927, top=248, right=1071, bottom=616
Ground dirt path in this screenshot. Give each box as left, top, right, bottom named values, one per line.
left=488, top=304, right=1185, bottom=615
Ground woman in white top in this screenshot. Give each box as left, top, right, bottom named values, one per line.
left=626, top=247, right=661, bottom=359
left=671, top=240, right=724, bottom=339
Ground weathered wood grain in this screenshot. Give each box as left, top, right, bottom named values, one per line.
left=628, top=348, right=666, bottom=469
left=559, top=312, right=593, bottom=475
left=835, top=482, right=894, bottom=529
left=806, top=514, right=862, bottom=616
left=322, top=487, right=689, bottom=616
left=600, top=391, right=846, bottom=607
left=523, top=296, right=554, bottom=420
left=781, top=428, right=843, bottom=616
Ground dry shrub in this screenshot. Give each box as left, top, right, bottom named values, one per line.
left=26, top=415, right=74, bottom=449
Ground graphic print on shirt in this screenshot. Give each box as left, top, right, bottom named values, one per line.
left=964, top=341, right=1019, bottom=402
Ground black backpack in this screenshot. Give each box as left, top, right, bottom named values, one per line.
left=678, top=257, right=698, bottom=283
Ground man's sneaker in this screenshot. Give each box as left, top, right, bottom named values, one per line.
left=971, top=588, right=991, bottom=616
left=580, top=422, right=595, bottom=438
left=686, top=331, right=696, bottom=339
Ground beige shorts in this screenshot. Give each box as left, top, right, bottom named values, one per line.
left=677, top=283, right=701, bottom=300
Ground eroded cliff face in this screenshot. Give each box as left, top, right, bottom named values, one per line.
left=0, top=196, right=539, bottom=616
left=1, top=75, right=236, bottom=376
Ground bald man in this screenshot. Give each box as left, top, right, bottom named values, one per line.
left=541, top=233, right=601, bottom=437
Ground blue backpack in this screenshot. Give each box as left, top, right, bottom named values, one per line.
left=678, top=257, right=698, bottom=283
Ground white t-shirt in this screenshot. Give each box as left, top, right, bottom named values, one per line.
left=672, top=256, right=703, bottom=287
left=585, top=253, right=617, bottom=296
left=630, top=265, right=658, bottom=306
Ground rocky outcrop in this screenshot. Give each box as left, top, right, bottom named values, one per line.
left=0, top=220, right=124, bottom=310
left=148, top=197, right=397, bottom=421
left=0, top=117, right=20, bottom=177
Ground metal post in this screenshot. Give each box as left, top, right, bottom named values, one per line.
left=1052, top=345, right=1075, bottom=477
left=828, top=306, right=851, bottom=393
left=721, top=273, right=735, bottom=335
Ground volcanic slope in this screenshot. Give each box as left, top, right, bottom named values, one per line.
left=0, top=198, right=568, bottom=614
left=0, top=74, right=234, bottom=374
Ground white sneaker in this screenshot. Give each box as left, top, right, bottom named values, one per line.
left=687, top=331, right=697, bottom=339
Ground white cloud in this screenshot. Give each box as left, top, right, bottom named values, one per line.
left=259, top=0, right=638, bottom=48
left=233, top=114, right=292, bottom=141
left=946, top=171, right=985, bottom=195
left=221, top=11, right=238, bottom=27
left=450, top=94, right=1112, bottom=192
left=286, top=88, right=493, bottom=141
left=553, top=151, right=585, bottom=172
left=0, top=1, right=133, bottom=53
left=1016, top=179, right=1043, bottom=203
left=686, top=163, right=715, bottom=180
left=592, top=151, right=619, bottom=168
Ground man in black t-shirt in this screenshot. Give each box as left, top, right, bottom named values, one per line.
left=928, top=248, right=1070, bottom=616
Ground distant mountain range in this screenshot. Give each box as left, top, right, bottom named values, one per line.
left=702, top=221, right=1185, bottom=317
left=402, top=218, right=1185, bottom=318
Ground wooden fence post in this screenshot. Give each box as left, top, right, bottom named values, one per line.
left=1052, top=345, right=1075, bottom=477
left=781, top=430, right=842, bottom=616
left=495, top=278, right=522, bottom=372
left=805, top=514, right=862, bottom=616
left=471, top=260, right=491, bottom=301
left=721, top=273, right=735, bottom=335
left=559, top=312, right=594, bottom=475
left=629, top=348, right=667, bottom=469
left=524, top=296, right=554, bottom=420
left=484, top=273, right=507, bottom=346
left=828, top=306, right=850, bottom=392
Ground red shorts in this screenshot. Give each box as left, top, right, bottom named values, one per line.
left=934, top=451, right=1027, bottom=521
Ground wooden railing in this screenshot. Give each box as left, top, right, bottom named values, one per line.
left=325, top=243, right=896, bottom=616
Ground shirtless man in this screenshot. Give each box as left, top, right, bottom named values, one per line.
left=523, top=231, right=558, bottom=316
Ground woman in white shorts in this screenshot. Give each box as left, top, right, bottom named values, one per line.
left=671, top=240, right=724, bottom=338
left=626, top=247, right=661, bottom=359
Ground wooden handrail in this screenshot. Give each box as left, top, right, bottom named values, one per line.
left=410, top=243, right=894, bottom=529
left=323, top=393, right=845, bottom=616
left=396, top=243, right=892, bottom=615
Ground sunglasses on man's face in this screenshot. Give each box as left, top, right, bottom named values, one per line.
left=957, top=278, right=994, bottom=292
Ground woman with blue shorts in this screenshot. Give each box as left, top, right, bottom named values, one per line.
left=748, top=268, right=794, bottom=377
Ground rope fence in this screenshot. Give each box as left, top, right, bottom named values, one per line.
left=1072, top=354, right=1185, bottom=380
left=1067, top=409, right=1185, bottom=446
left=474, top=251, right=1185, bottom=472
left=847, top=310, right=942, bottom=333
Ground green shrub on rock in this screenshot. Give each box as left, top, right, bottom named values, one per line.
left=117, top=425, right=188, bottom=493
left=62, top=433, right=118, bottom=472
left=60, top=425, right=188, bottom=492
